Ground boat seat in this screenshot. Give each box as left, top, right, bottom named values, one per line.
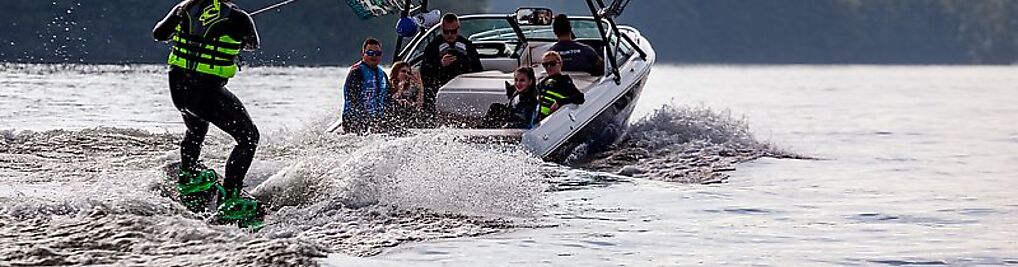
left=480, top=58, right=519, bottom=73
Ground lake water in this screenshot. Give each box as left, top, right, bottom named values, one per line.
left=1, top=64, right=1016, bottom=266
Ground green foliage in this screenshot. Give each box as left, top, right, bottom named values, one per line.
left=493, top=0, right=1018, bottom=64
left=1, top=0, right=1016, bottom=64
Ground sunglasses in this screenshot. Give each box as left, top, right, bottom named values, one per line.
left=442, top=28, right=459, bottom=35
left=541, top=61, right=559, bottom=68
left=364, top=50, right=383, bottom=57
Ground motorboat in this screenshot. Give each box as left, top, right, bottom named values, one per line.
left=333, top=0, right=655, bottom=163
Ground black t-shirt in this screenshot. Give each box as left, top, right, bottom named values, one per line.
left=550, top=41, right=602, bottom=76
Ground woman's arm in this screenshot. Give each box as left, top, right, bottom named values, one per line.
left=392, top=81, right=405, bottom=100
left=414, top=71, right=426, bottom=106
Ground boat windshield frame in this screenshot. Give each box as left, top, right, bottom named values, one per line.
left=396, top=15, right=607, bottom=65
left=394, top=0, right=648, bottom=83
left=465, top=16, right=607, bottom=43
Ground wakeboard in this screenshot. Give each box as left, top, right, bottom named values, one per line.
left=162, top=161, right=267, bottom=230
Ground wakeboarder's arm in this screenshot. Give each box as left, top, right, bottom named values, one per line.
left=232, top=9, right=260, bottom=51
left=153, top=3, right=185, bottom=41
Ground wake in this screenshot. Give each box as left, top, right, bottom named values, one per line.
left=581, top=104, right=803, bottom=183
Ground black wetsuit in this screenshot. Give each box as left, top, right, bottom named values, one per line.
left=420, top=36, right=483, bottom=114
left=153, top=0, right=259, bottom=190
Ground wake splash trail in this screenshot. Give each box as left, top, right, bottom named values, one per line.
left=0, top=121, right=547, bottom=264
left=0, top=104, right=788, bottom=265
left=580, top=104, right=803, bottom=184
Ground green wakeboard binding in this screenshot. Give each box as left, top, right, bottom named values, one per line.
left=214, top=185, right=266, bottom=230
left=176, top=167, right=221, bottom=214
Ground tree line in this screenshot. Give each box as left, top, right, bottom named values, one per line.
left=2, top=0, right=1016, bottom=65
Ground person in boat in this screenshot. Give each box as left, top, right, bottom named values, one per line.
left=550, top=14, right=604, bottom=76
left=420, top=13, right=484, bottom=114
left=152, top=0, right=263, bottom=224
left=537, top=51, right=586, bottom=122
left=342, top=38, right=390, bottom=134
left=481, top=66, right=540, bottom=129
left=388, top=61, right=425, bottom=127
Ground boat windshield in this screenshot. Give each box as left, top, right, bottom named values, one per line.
left=461, top=18, right=516, bottom=42
left=464, top=17, right=605, bottom=42
left=517, top=19, right=604, bottom=41
left=402, top=17, right=607, bottom=65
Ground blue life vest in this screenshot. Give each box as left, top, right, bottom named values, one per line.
left=343, top=62, right=389, bottom=118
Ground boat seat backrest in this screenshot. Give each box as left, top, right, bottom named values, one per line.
left=522, top=42, right=555, bottom=68
left=480, top=58, right=519, bottom=73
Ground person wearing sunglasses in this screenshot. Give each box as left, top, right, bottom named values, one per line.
left=342, top=38, right=391, bottom=134
left=536, top=51, right=585, bottom=122
left=420, top=13, right=484, bottom=115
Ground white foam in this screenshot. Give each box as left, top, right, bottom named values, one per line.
left=254, top=130, right=546, bottom=218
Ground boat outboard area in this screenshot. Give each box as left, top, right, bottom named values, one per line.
left=331, top=1, right=655, bottom=163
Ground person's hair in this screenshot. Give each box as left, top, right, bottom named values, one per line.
left=543, top=51, right=563, bottom=62
left=552, top=14, right=571, bottom=37
left=442, top=13, right=459, bottom=24
left=362, top=38, right=381, bottom=51
left=515, top=66, right=537, bottom=90
left=389, top=61, right=412, bottom=94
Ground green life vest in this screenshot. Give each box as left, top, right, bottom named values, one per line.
left=538, top=78, right=570, bottom=118
left=167, top=0, right=241, bottom=78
